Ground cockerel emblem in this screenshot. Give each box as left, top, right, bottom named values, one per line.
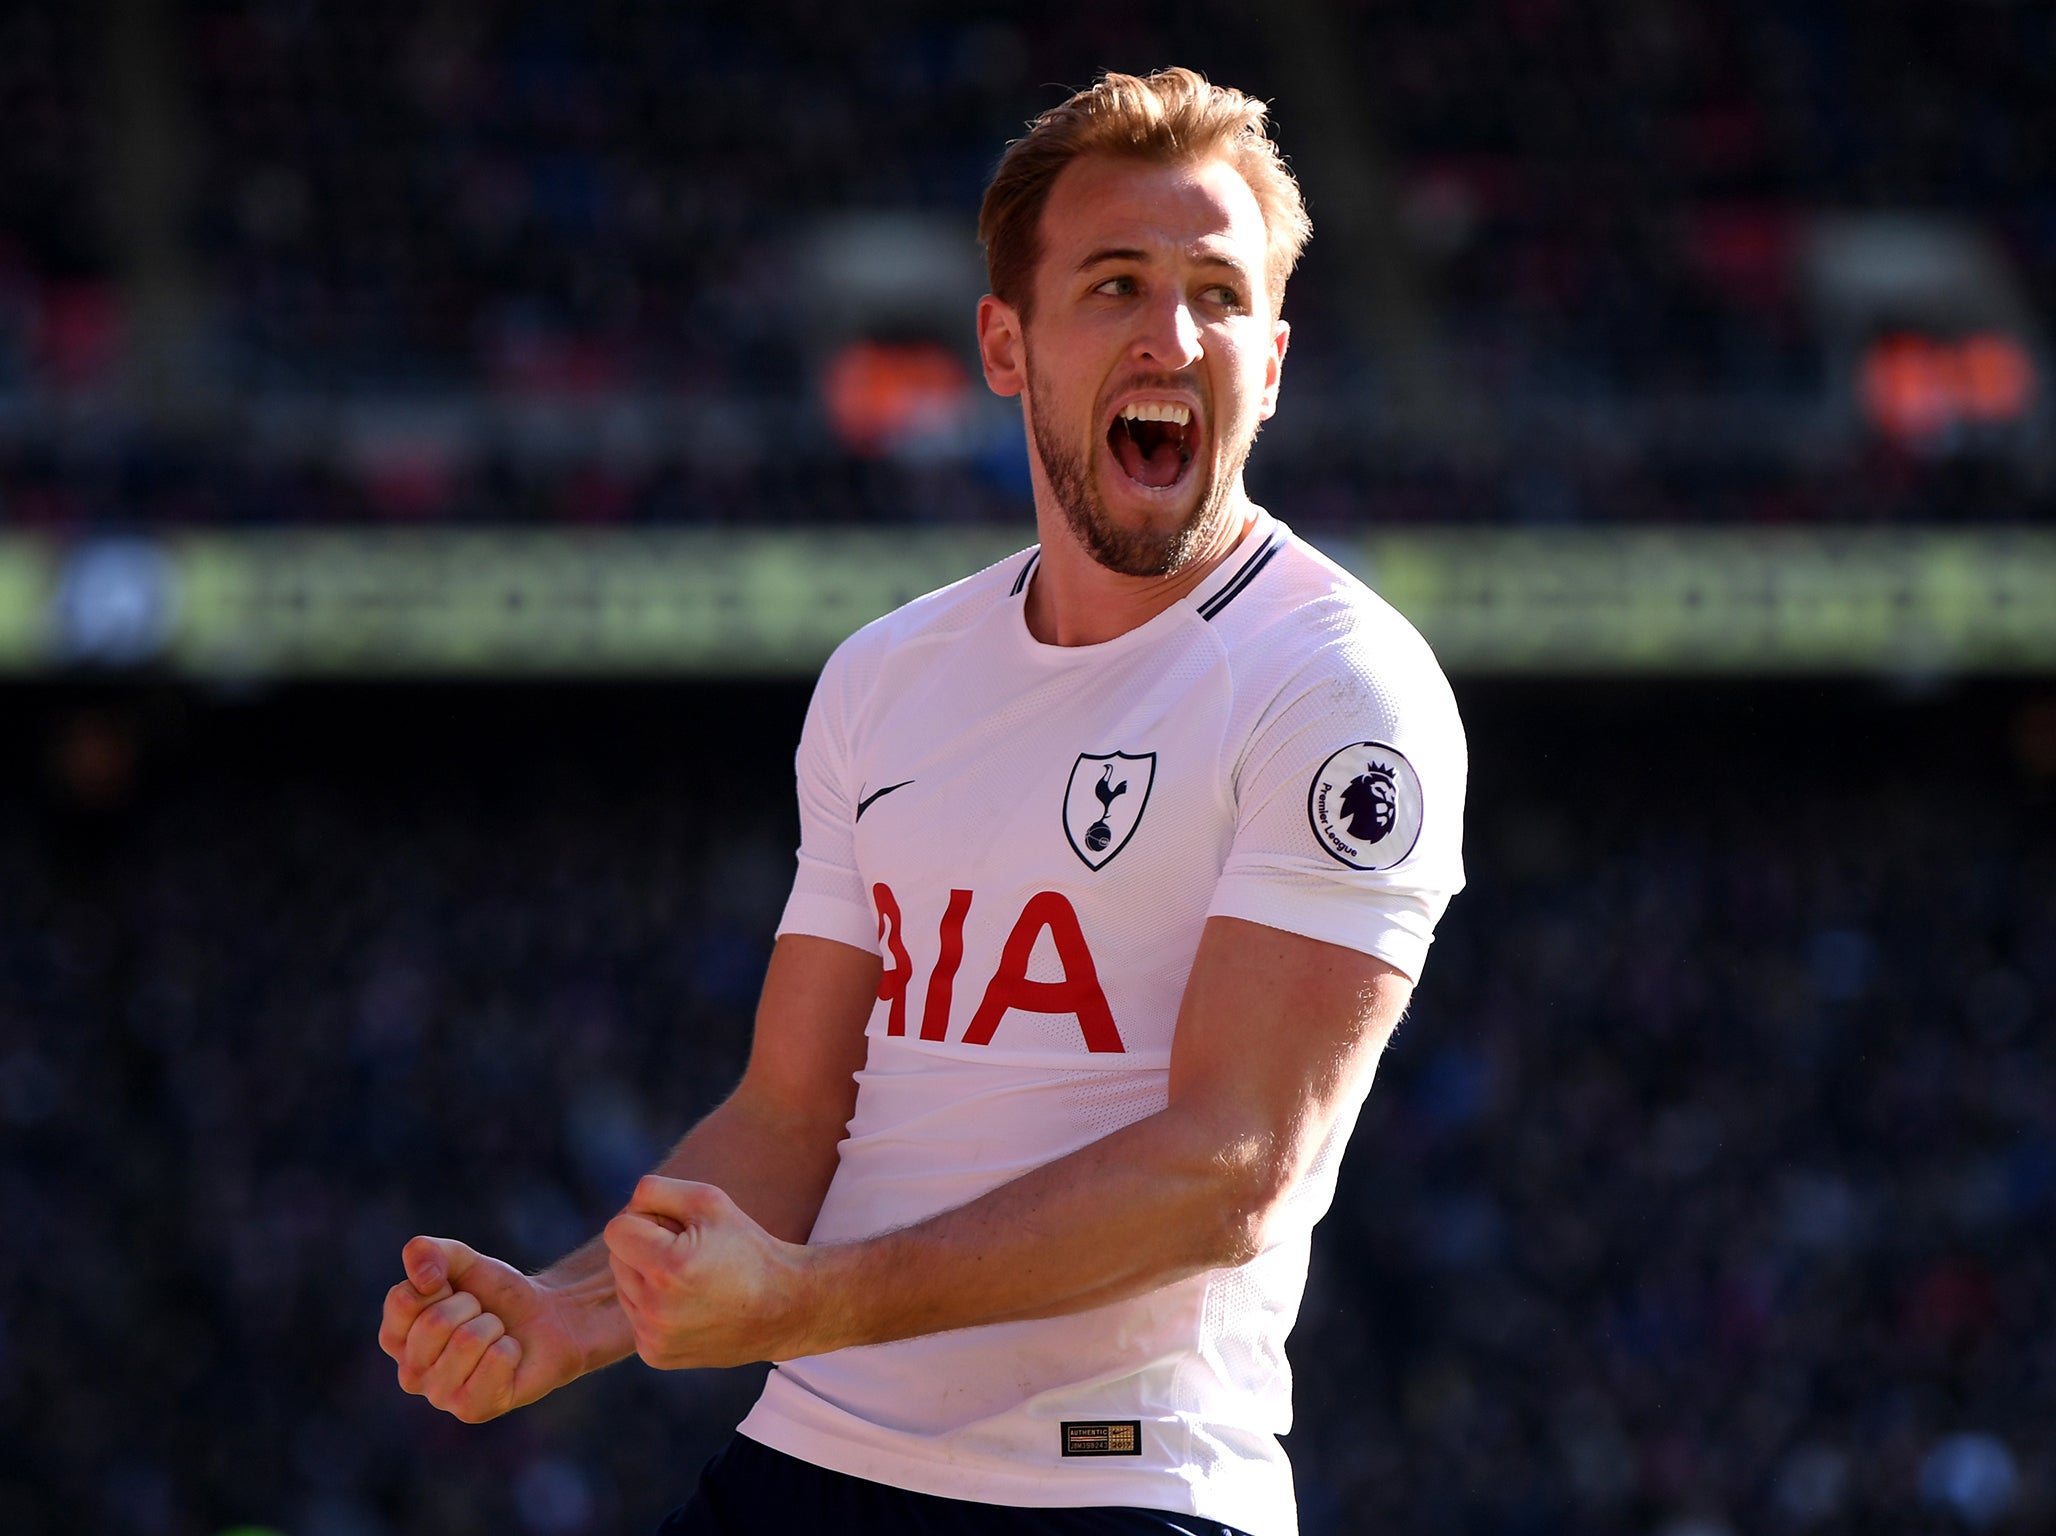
left=1063, top=750, right=1157, bottom=870
left=1085, top=765, right=1128, bottom=851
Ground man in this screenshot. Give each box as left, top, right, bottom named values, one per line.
left=381, top=67, right=1466, bottom=1536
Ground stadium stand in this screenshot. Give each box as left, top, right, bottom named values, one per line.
left=2, top=680, right=2051, bottom=1535
left=0, top=1, right=2047, bottom=527
left=2, top=6, right=2053, bottom=1534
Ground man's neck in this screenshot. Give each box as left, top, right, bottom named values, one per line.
left=1023, top=500, right=1261, bottom=648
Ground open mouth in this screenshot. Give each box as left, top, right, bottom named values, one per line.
left=1106, top=401, right=1197, bottom=491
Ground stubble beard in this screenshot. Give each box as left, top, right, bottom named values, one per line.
left=1026, top=357, right=1248, bottom=580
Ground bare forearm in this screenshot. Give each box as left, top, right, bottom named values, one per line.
left=786, top=1103, right=1275, bottom=1358
left=538, top=1085, right=848, bottom=1367
left=609, top=926, right=1409, bottom=1377
left=655, top=1086, right=848, bottom=1244
left=774, top=931, right=1410, bottom=1359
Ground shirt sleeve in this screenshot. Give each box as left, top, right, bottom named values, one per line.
left=1207, top=636, right=1467, bottom=982
left=775, top=640, right=883, bottom=954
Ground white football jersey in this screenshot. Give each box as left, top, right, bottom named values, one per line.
left=739, top=509, right=1466, bottom=1536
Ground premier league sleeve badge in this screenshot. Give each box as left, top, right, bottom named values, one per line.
left=1307, top=742, right=1425, bottom=871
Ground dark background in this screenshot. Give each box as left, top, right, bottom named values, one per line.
left=2, top=0, right=2054, bottom=1531
left=4, top=674, right=2052, bottom=1535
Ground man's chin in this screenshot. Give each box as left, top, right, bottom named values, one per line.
left=1075, top=483, right=1215, bottom=577
left=1080, top=524, right=1195, bottom=579
left=1033, top=409, right=1232, bottom=579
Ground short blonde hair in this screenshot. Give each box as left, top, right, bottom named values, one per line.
left=978, top=68, right=1312, bottom=321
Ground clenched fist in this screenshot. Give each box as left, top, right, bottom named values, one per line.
left=604, top=1176, right=818, bottom=1370
left=379, top=1235, right=614, bottom=1422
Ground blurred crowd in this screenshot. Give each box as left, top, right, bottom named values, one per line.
left=4, top=431, right=2041, bottom=532
left=1, top=0, right=2051, bottom=526
left=1339, top=0, right=2055, bottom=399
left=2, top=679, right=2051, bottom=1535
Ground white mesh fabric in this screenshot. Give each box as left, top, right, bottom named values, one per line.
left=753, top=511, right=1465, bottom=1536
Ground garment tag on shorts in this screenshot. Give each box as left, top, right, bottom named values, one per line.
left=1060, top=1420, right=1142, bottom=1457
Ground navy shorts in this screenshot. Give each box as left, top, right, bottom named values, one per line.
left=655, top=1434, right=1255, bottom=1536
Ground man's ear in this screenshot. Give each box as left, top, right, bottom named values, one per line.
left=1257, top=317, right=1290, bottom=421
left=978, top=295, right=1026, bottom=398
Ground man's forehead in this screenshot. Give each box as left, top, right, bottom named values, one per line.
left=1038, top=154, right=1268, bottom=269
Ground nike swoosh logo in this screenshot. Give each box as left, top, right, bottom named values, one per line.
left=855, top=780, right=915, bottom=822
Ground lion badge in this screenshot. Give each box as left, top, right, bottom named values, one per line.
left=1307, top=742, right=1425, bottom=871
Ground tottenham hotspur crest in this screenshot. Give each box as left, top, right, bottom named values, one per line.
left=1064, top=751, right=1157, bottom=870
left=1308, top=741, right=1425, bottom=871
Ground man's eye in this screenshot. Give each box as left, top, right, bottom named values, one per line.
left=1204, top=285, right=1245, bottom=310
left=1094, top=275, right=1135, bottom=297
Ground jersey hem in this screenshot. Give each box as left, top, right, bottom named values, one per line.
left=738, top=1387, right=1295, bottom=1536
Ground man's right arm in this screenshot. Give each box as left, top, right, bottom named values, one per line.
left=377, top=932, right=880, bottom=1423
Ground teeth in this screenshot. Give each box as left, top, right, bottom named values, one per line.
left=1118, top=401, right=1191, bottom=426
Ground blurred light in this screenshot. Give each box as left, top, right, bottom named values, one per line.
left=34, top=279, right=124, bottom=390
left=1919, top=1432, right=2017, bottom=1529
left=52, top=708, right=139, bottom=810
left=51, top=537, right=177, bottom=665
left=822, top=338, right=971, bottom=457
left=1860, top=331, right=2037, bottom=444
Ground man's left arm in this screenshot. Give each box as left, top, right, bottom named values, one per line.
left=604, top=914, right=1409, bottom=1367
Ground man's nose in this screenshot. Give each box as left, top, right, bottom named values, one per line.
left=1131, top=297, right=1203, bottom=369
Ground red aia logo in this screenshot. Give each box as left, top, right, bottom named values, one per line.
left=872, top=884, right=1123, bottom=1053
